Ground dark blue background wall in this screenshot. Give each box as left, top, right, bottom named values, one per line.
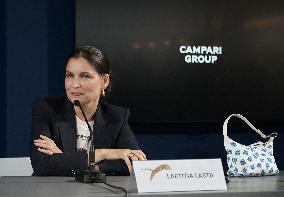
left=1, top=0, right=74, bottom=157
left=0, top=0, right=7, bottom=158
left=0, top=0, right=283, bottom=171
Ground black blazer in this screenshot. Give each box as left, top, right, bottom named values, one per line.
left=30, top=96, right=140, bottom=176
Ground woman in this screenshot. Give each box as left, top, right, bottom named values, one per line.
left=30, top=45, right=146, bottom=176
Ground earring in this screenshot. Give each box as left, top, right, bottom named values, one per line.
left=102, top=89, right=106, bottom=97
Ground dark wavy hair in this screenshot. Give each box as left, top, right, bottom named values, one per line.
left=67, top=45, right=112, bottom=98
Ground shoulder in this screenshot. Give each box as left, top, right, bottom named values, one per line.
left=32, top=96, right=68, bottom=114
left=102, top=103, right=129, bottom=114
left=33, top=96, right=66, bottom=107
left=100, top=102, right=130, bottom=123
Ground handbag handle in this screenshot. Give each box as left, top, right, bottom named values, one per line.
left=223, top=114, right=268, bottom=146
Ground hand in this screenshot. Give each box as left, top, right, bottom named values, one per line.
left=96, top=149, right=147, bottom=173
left=34, top=135, right=63, bottom=155
left=127, top=150, right=147, bottom=161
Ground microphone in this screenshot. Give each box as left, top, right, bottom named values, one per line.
left=73, top=100, right=106, bottom=183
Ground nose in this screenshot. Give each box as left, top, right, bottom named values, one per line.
left=72, top=79, right=81, bottom=88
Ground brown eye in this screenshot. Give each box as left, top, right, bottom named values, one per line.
left=82, top=74, right=91, bottom=79
left=65, top=73, right=73, bottom=78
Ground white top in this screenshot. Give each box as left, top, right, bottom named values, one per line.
left=76, top=115, right=94, bottom=151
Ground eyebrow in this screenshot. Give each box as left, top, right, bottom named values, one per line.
left=65, top=71, right=94, bottom=75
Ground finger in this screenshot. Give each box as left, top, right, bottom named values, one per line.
left=36, top=137, right=62, bottom=154
left=137, top=150, right=147, bottom=159
left=39, top=135, right=56, bottom=146
left=34, top=142, right=46, bottom=148
left=34, top=139, right=47, bottom=143
left=36, top=141, right=54, bottom=150
left=37, top=148, right=53, bottom=155
left=123, top=156, right=132, bottom=173
left=131, top=151, right=146, bottom=160
left=47, top=139, right=57, bottom=147
left=38, top=136, right=57, bottom=149
left=34, top=142, right=53, bottom=151
left=127, top=152, right=135, bottom=158
left=50, top=141, right=57, bottom=147
left=40, top=135, right=49, bottom=139
left=135, top=153, right=145, bottom=160
left=131, top=150, right=147, bottom=159
left=130, top=156, right=139, bottom=161
left=40, top=135, right=54, bottom=144
left=53, top=147, right=63, bottom=154
left=34, top=139, right=49, bottom=145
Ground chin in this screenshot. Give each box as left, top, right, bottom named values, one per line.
left=67, top=95, right=80, bottom=104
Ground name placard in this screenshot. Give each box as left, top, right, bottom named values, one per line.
left=132, top=158, right=227, bottom=193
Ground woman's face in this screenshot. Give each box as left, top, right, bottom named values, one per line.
left=65, top=57, right=109, bottom=107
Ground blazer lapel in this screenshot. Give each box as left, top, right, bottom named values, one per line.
left=58, top=99, right=77, bottom=152
left=57, top=101, right=109, bottom=151
left=93, top=104, right=108, bottom=148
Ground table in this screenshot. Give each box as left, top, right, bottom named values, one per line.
left=0, top=172, right=284, bottom=197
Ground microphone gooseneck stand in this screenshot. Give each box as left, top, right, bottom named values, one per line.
left=73, top=100, right=128, bottom=196
left=73, top=100, right=106, bottom=183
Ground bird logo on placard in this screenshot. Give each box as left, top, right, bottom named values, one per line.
left=142, top=164, right=172, bottom=181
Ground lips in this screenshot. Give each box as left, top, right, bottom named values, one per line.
left=71, top=92, right=83, bottom=97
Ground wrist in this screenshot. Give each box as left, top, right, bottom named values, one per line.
left=96, top=149, right=107, bottom=162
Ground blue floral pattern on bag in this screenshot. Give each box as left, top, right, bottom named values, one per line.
left=240, top=159, right=246, bottom=165
left=226, top=138, right=279, bottom=176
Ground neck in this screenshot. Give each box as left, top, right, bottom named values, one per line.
left=75, top=101, right=98, bottom=121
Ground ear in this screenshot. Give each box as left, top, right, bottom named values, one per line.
left=101, top=74, right=110, bottom=89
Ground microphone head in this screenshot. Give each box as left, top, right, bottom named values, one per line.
left=73, top=100, right=80, bottom=106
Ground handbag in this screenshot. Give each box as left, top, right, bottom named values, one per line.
left=223, top=114, right=279, bottom=176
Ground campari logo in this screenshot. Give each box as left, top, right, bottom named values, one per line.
left=179, top=46, right=222, bottom=64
